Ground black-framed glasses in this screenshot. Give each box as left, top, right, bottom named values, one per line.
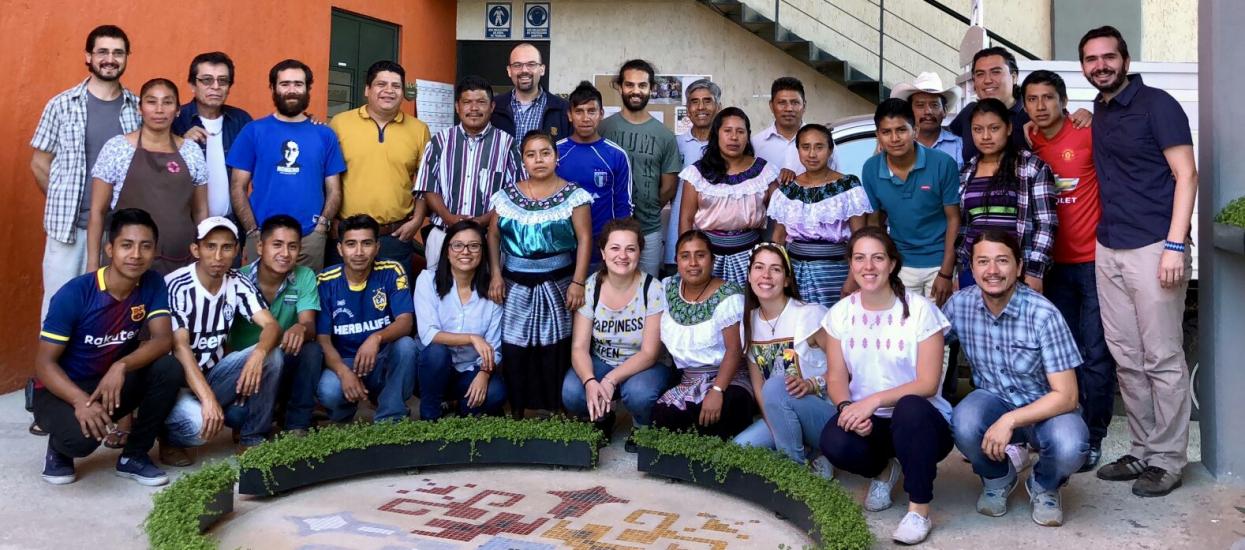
left=195, top=76, right=232, bottom=87
left=507, top=62, right=542, bottom=71
left=449, top=242, right=482, bottom=253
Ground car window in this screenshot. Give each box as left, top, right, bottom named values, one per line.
left=833, top=134, right=878, bottom=179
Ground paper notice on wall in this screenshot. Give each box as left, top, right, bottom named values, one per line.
left=415, top=79, right=455, bottom=135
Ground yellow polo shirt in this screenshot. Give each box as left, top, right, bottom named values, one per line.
left=330, top=105, right=431, bottom=223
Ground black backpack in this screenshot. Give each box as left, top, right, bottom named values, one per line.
left=593, top=273, right=655, bottom=311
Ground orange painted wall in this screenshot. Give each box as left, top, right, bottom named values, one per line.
left=0, top=1, right=457, bottom=391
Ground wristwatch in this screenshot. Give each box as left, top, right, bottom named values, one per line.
left=837, top=400, right=854, bottom=413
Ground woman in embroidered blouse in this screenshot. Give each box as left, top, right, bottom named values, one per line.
left=488, top=131, right=593, bottom=417
left=768, top=124, right=872, bottom=308
left=652, top=230, right=753, bottom=439
left=958, top=98, right=1057, bottom=292
left=415, top=220, right=506, bottom=420
left=818, top=227, right=954, bottom=545
left=678, top=107, right=778, bottom=288
left=732, top=243, right=835, bottom=479
left=562, top=218, right=670, bottom=439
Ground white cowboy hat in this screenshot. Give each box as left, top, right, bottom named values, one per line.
left=890, top=72, right=960, bottom=107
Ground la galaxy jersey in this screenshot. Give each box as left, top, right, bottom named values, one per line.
left=317, top=260, right=413, bottom=359
left=39, top=268, right=170, bottom=385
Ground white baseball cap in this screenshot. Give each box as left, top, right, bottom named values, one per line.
left=196, top=216, right=239, bottom=240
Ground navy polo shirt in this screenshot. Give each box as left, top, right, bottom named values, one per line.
left=949, top=97, right=1031, bottom=165
left=861, top=145, right=961, bottom=268
left=1091, top=74, right=1193, bottom=249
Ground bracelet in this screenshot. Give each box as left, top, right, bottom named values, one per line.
left=936, top=271, right=953, bottom=281
left=582, top=376, right=597, bottom=387
left=711, top=385, right=724, bottom=394
left=571, top=280, right=585, bottom=287
left=836, top=400, right=854, bottom=413
left=1164, top=240, right=1186, bottom=253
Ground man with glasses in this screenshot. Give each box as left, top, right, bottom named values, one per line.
left=491, top=43, right=569, bottom=141
left=173, top=52, right=253, bottom=220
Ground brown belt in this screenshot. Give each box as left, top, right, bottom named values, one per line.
left=331, top=215, right=411, bottom=239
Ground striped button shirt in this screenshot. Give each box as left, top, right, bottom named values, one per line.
left=413, top=124, right=523, bottom=227
left=30, top=78, right=141, bottom=244
left=166, top=265, right=267, bottom=371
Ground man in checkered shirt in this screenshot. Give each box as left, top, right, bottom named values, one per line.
left=30, top=24, right=141, bottom=320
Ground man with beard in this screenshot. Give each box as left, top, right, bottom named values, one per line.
left=491, top=43, right=569, bottom=141
left=664, top=79, right=720, bottom=275
left=173, top=52, right=254, bottom=219
left=599, top=59, right=681, bottom=276
left=31, top=25, right=141, bottom=320
left=890, top=72, right=962, bottom=169
left=1079, top=26, right=1197, bottom=498
left=228, top=59, right=345, bottom=271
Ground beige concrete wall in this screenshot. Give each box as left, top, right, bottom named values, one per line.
left=457, top=0, right=876, bottom=126
left=1142, top=0, right=1198, bottom=62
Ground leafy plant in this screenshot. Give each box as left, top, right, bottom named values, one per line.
left=144, top=460, right=237, bottom=550
left=1215, top=196, right=1245, bottom=228
left=632, top=427, right=873, bottom=550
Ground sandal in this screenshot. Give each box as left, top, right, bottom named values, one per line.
left=29, top=420, right=47, bottom=437
left=103, top=427, right=129, bottom=449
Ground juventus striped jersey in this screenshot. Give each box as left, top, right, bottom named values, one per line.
left=166, top=264, right=266, bottom=371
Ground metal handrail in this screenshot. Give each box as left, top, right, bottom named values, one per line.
left=920, top=0, right=1040, bottom=60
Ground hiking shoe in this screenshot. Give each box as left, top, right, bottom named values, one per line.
left=1132, top=466, right=1182, bottom=497
left=116, top=454, right=169, bottom=486
left=1024, top=476, right=1063, bottom=526
left=1096, top=454, right=1145, bottom=481
left=1078, top=446, right=1102, bottom=473
left=865, top=458, right=901, bottom=512
left=976, top=473, right=1018, bottom=517
left=1006, top=444, right=1034, bottom=474
left=811, top=455, right=835, bottom=481
left=42, top=442, right=76, bottom=485
left=159, top=443, right=194, bottom=467
left=891, top=511, right=932, bottom=545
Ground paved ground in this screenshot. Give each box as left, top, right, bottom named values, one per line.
left=1, top=389, right=1242, bottom=549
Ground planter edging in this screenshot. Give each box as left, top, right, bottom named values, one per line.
left=1212, top=222, right=1245, bottom=255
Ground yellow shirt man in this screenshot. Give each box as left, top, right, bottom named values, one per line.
left=330, top=105, right=430, bottom=224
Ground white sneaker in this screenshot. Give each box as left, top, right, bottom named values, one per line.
left=1006, top=444, right=1034, bottom=474
left=810, top=455, right=834, bottom=480
left=892, top=511, right=932, bottom=545
left=865, top=458, right=901, bottom=512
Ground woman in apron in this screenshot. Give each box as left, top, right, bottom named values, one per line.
left=88, top=77, right=208, bottom=275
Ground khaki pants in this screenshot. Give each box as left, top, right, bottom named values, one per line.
left=1096, top=240, right=1191, bottom=472
left=898, top=266, right=939, bottom=297
left=245, top=229, right=327, bottom=272
left=424, top=227, right=446, bottom=274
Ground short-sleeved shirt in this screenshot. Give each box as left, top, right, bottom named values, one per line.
left=39, top=269, right=170, bottom=386
left=861, top=145, right=961, bottom=268
left=949, top=98, right=1031, bottom=164
left=91, top=135, right=209, bottom=207
left=166, top=265, right=267, bottom=371
left=413, top=124, right=523, bottom=227
left=414, top=270, right=502, bottom=372
left=316, top=260, right=413, bottom=359
left=226, top=115, right=347, bottom=234
left=925, top=128, right=964, bottom=170
left=1091, top=74, right=1194, bottom=249
left=578, top=272, right=666, bottom=368
left=228, top=262, right=320, bottom=350
left=942, top=285, right=1082, bottom=409
left=598, top=114, right=681, bottom=235
left=1030, top=122, right=1100, bottom=264
left=555, top=137, right=633, bottom=238
left=823, top=291, right=951, bottom=419
left=744, top=299, right=828, bottom=381
left=330, top=106, right=431, bottom=224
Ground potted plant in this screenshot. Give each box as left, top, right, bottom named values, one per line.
left=144, top=460, right=237, bottom=550
left=1213, top=196, right=1245, bottom=255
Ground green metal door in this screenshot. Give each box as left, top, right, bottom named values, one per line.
left=328, top=10, right=399, bottom=117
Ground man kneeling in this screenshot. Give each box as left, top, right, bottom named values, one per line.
left=944, top=230, right=1089, bottom=526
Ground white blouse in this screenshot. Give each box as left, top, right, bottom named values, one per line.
left=660, top=275, right=745, bottom=371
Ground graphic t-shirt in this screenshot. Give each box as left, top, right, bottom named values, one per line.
left=555, top=137, right=633, bottom=238
left=166, top=265, right=266, bottom=371
left=316, top=260, right=413, bottom=359
left=599, top=114, right=681, bottom=234
left=226, top=115, right=347, bottom=234
left=39, top=269, right=170, bottom=386
left=743, top=299, right=828, bottom=380
left=578, top=272, right=666, bottom=368
left=1030, top=122, right=1100, bottom=264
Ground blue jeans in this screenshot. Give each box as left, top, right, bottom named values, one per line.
left=417, top=343, right=506, bottom=420
left=1045, top=261, right=1115, bottom=447
left=317, top=336, right=419, bottom=423
left=560, top=356, right=674, bottom=427
left=952, top=389, right=1090, bottom=492
left=279, top=341, right=324, bottom=430
left=735, top=373, right=836, bottom=463
left=165, top=345, right=284, bottom=446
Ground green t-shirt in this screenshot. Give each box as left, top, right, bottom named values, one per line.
left=599, top=114, right=681, bottom=234
left=227, top=263, right=320, bottom=350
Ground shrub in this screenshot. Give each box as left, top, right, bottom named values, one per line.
left=144, top=460, right=237, bottom=550
left=1215, top=197, right=1245, bottom=228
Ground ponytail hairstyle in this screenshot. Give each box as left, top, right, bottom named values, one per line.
left=594, top=217, right=645, bottom=283
left=742, top=242, right=800, bottom=348
left=847, top=226, right=910, bottom=319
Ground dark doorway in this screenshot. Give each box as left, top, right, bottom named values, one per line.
left=328, top=10, right=400, bottom=117
left=456, top=40, right=552, bottom=95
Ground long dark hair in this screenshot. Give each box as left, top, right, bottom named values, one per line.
left=969, top=98, right=1023, bottom=203
left=695, top=107, right=755, bottom=182
left=434, top=220, right=491, bottom=298
left=847, top=227, right=910, bottom=319
left=743, top=243, right=800, bottom=348
left=594, top=217, right=645, bottom=283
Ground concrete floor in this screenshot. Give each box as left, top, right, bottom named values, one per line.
left=1, top=390, right=1242, bottom=549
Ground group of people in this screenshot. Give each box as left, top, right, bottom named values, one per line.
left=29, top=22, right=1196, bottom=546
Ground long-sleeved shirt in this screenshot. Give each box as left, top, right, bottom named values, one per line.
left=958, top=149, right=1059, bottom=279
left=414, top=270, right=502, bottom=372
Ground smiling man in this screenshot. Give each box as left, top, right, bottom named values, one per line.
left=491, top=43, right=569, bottom=141
left=555, top=81, right=632, bottom=261
left=173, top=52, right=253, bottom=219
left=664, top=79, right=720, bottom=274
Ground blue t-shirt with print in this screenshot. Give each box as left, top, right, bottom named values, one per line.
left=555, top=137, right=632, bottom=238
left=316, top=260, right=413, bottom=359
left=227, top=115, right=346, bottom=234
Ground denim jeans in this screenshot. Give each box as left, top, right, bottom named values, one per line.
left=165, top=345, right=284, bottom=446
left=952, top=389, right=1089, bottom=492
left=560, top=356, right=674, bottom=427
left=317, top=336, right=419, bottom=423
left=417, top=343, right=506, bottom=420
left=279, top=341, right=324, bottom=430
left=1046, top=261, right=1115, bottom=447
left=735, top=373, right=836, bottom=463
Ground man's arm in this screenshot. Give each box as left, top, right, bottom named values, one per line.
left=319, top=174, right=343, bottom=225
left=237, top=309, right=280, bottom=397
left=424, top=192, right=459, bottom=227
left=1160, top=144, right=1198, bottom=288
left=932, top=204, right=961, bottom=305
left=30, top=150, right=52, bottom=194
left=659, top=173, right=678, bottom=206
left=230, top=169, right=258, bottom=232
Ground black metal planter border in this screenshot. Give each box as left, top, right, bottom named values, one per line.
left=198, top=484, right=235, bottom=533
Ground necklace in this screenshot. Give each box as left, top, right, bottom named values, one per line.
left=682, top=279, right=711, bottom=303
left=760, top=298, right=786, bottom=333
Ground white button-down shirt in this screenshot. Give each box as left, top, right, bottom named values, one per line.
left=414, top=270, right=503, bottom=372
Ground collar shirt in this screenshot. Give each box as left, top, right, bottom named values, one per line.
left=510, top=90, right=548, bottom=144
left=413, top=270, right=503, bottom=372
left=958, top=149, right=1059, bottom=278
left=413, top=123, right=524, bottom=227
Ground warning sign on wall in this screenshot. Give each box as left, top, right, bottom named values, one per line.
left=486, top=3, right=512, bottom=39
left=524, top=3, right=550, bottom=39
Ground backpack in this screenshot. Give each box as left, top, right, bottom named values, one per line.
left=592, top=273, right=655, bottom=311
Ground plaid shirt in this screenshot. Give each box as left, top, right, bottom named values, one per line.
left=510, top=90, right=548, bottom=143
left=413, top=124, right=523, bottom=227
left=31, top=78, right=141, bottom=243
left=958, top=149, right=1059, bottom=278
left=942, top=285, right=1082, bottom=409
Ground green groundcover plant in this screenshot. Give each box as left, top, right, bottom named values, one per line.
left=631, top=427, right=873, bottom=550
left=144, top=460, right=236, bottom=550
left=1215, top=196, right=1245, bottom=228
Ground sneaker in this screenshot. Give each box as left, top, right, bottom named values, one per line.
left=41, top=442, right=76, bottom=485
left=891, top=511, right=932, bottom=545
left=811, top=455, right=835, bottom=481
left=1078, top=446, right=1102, bottom=473
left=158, top=443, right=194, bottom=468
left=1024, top=476, right=1063, bottom=526
left=1096, top=454, right=1146, bottom=481
left=115, top=454, right=169, bottom=486
left=1132, top=466, right=1182, bottom=497
left=623, top=437, right=638, bottom=454
left=1006, top=444, right=1034, bottom=474
left=976, top=473, right=1018, bottom=517
left=865, top=458, right=901, bottom=512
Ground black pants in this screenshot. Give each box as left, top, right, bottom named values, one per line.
left=651, top=385, right=756, bottom=440
left=33, top=355, right=184, bottom=458
left=819, top=395, right=953, bottom=504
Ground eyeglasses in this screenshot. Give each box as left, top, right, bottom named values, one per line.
left=449, top=242, right=482, bottom=253
left=195, top=76, right=232, bottom=87
left=508, top=62, right=542, bottom=71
